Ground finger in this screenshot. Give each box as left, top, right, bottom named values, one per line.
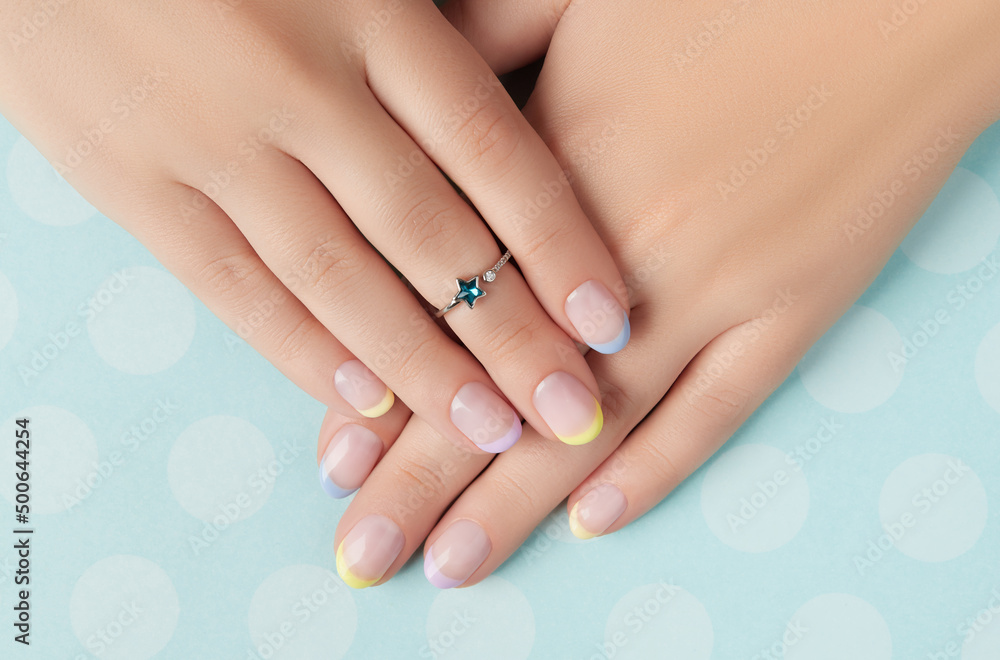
left=567, top=314, right=810, bottom=539
left=332, top=414, right=493, bottom=589
left=364, top=9, right=633, bottom=361
left=315, top=402, right=412, bottom=499
left=440, top=0, right=565, bottom=73
left=289, top=91, right=610, bottom=447
left=201, top=148, right=523, bottom=453
left=124, top=182, right=369, bottom=416
left=419, top=303, right=710, bottom=588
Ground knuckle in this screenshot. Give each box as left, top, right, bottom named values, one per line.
left=477, top=313, right=544, bottom=364
left=487, top=470, right=537, bottom=519
left=293, top=237, right=367, bottom=295
left=633, top=437, right=684, bottom=488
left=685, top=374, right=752, bottom=424
left=512, top=218, right=573, bottom=267
left=392, top=193, right=464, bottom=260
left=198, top=250, right=264, bottom=298
left=273, top=315, right=320, bottom=364
left=450, top=99, right=522, bottom=175
left=375, top=331, right=440, bottom=391
left=391, top=459, right=449, bottom=499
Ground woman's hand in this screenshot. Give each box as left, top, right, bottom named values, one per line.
left=321, top=0, right=1000, bottom=587
left=0, top=0, right=630, bottom=453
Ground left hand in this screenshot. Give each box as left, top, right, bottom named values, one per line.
left=320, top=0, right=1000, bottom=588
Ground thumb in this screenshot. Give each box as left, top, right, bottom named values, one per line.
left=440, top=0, right=569, bottom=74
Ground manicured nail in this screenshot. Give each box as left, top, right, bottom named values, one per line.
left=450, top=382, right=522, bottom=453
left=319, top=425, right=383, bottom=499
left=335, top=514, right=404, bottom=589
left=565, top=280, right=630, bottom=354
left=568, top=484, right=627, bottom=539
left=424, top=519, right=492, bottom=589
left=335, top=360, right=394, bottom=418
left=533, top=371, right=603, bottom=445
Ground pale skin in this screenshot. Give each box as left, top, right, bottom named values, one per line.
left=320, top=0, right=1000, bottom=587
left=0, top=0, right=632, bottom=455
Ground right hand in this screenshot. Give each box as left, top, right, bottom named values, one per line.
left=0, top=0, right=631, bottom=453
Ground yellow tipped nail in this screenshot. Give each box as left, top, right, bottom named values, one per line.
left=556, top=400, right=603, bottom=446
left=336, top=542, right=378, bottom=589
left=568, top=501, right=598, bottom=540
left=358, top=388, right=394, bottom=418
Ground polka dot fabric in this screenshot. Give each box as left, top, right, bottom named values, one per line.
left=1, top=115, right=1000, bottom=659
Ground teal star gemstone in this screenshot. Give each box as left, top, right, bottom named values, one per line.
left=455, top=276, right=486, bottom=309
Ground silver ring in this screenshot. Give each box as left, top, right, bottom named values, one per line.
left=436, top=250, right=511, bottom=318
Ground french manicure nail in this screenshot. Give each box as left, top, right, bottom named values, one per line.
left=336, top=514, right=404, bottom=589
left=335, top=360, right=394, bottom=418
left=450, top=382, right=522, bottom=453
left=424, top=519, right=492, bottom=589
left=568, top=483, right=627, bottom=539
left=533, top=371, right=603, bottom=445
left=565, top=280, right=630, bottom=354
left=319, top=425, right=383, bottom=499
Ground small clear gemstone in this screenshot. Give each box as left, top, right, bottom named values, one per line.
left=484, top=270, right=496, bottom=282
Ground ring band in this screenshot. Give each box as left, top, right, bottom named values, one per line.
left=436, top=250, right=512, bottom=318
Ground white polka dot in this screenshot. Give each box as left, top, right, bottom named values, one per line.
left=962, top=592, right=1000, bottom=660
left=976, top=322, right=1000, bottom=415
left=6, top=136, right=97, bottom=226
left=167, top=416, right=275, bottom=524
left=425, top=577, right=534, bottom=660
left=0, top=269, right=17, bottom=352
left=700, top=444, right=809, bottom=553
left=247, top=565, right=356, bottom=660
left=87, top=266, right=196, bottom=374
left=878, top=453, right=987, bottom=562
left=601, top=583, right=713, bottom=660
left=69, top=555, right=179, bottom=660
left=0, top=406, right=98, bottom=514
left=798, top=305, right=904, bottom=413
left=901, top=167, right=1000, bottom=274
left=783, top=594, right=891, bottom=660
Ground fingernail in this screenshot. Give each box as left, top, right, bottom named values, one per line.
left=319, top=425, right=383, bottom=499
left=565, top=280, right=630, bottom=354
left=335, top=514, right=404, bottom=589
left=533, top=371, right=603, bottom=445
left=424, top=519, right=492, bottom=589
left=568, top=483, right=627, bottom=539
left=335, top=360, right=394, bottom=418
left=450, top=382, right=522, bottom=453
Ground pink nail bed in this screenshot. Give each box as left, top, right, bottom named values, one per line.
left=565, top=280, right=630, bottom=354
left=569, top=483, right=628, bottom=539
left=450, top=382, right=522, bottom=453
left=336, top=514, right=405, bottom=589
left=424, top=519, right=492, bottom=589
left=334, top=360, right=394, bottom=418
left=319, top=424, right=383, bottom=499
left=532, top=371, right=603, bottom=445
